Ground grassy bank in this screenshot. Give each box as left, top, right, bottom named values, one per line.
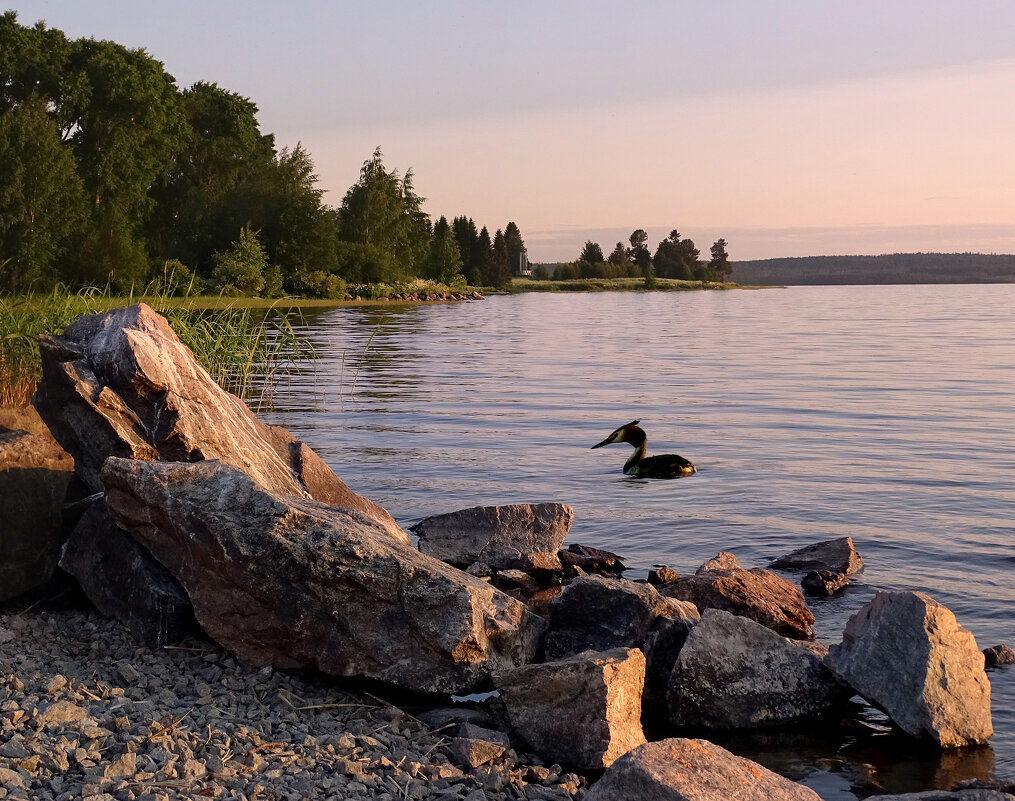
left=0, top=289, right=313, bottom=408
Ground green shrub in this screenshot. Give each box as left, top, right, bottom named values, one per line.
left=212, top=227, right=268, bottom=295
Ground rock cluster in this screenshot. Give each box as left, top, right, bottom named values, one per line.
left=0, top=304, right=1004, bottom=800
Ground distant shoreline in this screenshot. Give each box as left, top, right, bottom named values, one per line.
left=732, top=252, right=1015, bottom=285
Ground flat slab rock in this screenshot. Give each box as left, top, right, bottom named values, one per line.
left=826, top=590, right=992, bottom=747
left=661, top=556, right=814, bottom=640
left=100, top=456, right=544, bottom=694
left=769, top=536, right=863, bottom=574
left=668, top=609, right=847, bottom=729
left=584, top=737, right=821, bottom=801
left=412, top=503, right=573, bottom=570
left=32, top=303, right=404, bottom=541
left=494, top=647, right=647, bottom=770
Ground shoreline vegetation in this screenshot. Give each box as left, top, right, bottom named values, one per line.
left=1, top=13, right=735, bottom=304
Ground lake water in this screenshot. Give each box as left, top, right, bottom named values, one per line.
left=261, top=284, right=1015, bottom=798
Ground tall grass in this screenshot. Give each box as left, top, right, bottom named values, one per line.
left=0, top=286, right=314, bottom=408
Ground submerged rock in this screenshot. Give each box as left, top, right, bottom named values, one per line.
left=495, top=647, right=646, bottom=770
left=769, top=536, right=863, bottom=575
left=802, top=570, right=849, bottom=596
left=667, top=609, right=848, bottom=729
left=412, top=503, right=572, bottom=570
left=584, top=737, right=821, bottom=801
left=0, top=406, right=75, bottom=601
left=558, top=543, right=626, bottom=574
left=100, top=457, right=544, bottom=694
left=826, top=591, right=992, bottom=747
left=982, top=644, right=1015, bottom=669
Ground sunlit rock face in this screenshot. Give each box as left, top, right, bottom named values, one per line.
left=33, top=303, right=405, bottom=541
left=101, top=457, right=544, bottom=694
left=826, top=590, right=993, bottom=748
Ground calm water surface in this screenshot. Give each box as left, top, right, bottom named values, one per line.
left=262, top=285, right=1014, bottom=798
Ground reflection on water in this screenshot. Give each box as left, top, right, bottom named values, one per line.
left=261, top=286, right=1015, bottom=795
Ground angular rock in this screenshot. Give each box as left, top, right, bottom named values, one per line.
left=696, top=551, right=741, bottom=573
left=769, top=536, right=863, bottom=574
left=495, top=647, right=646, bottom=770
left=412, top=503, right=573, bottom=570
left=641, top=614, right=699, bottom=717
left=584, top=737, right=821, bottom=801
left=802, top=570, right=849, bottom=596
left=558, top=543, right=625, bottom=574
left=544, top=575, right=698, bottom=661
left=0, top=406, right=75, bottom=600
left=667, top=609, right=848, bottom=728
left=59, top=503, right=195, bottom=646
left=826, top=591, right=992, bottom=747
left=32, top=303, right=404, bottom=541
left=648, top=566, right=680, bottom=585
left=100, top=456, right=543, bottom=693
left=982, top=644, right=1015, bottom=668
left=448, top=737, right=506, bottom=768
left=660, top=565, right=814, bottom=639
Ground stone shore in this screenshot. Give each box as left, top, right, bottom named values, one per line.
left=0, top=594, right=584, bottom=801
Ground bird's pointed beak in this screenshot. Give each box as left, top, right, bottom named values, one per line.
left=591, top=436, right=612, bottom=449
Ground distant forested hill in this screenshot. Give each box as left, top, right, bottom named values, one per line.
left=732, top=253, right=1015, bottom=285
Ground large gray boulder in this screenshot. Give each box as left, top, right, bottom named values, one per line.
left=100, top=457, right=544, bottom=694
left=0, top=406, right=75, bottom=600
left=411, top=503, right=572, bottom=570
left=32, top=303, right=404, bottom=541
left=494, top=647, right=646, bottom=770
left=584, top=737, right=822, bottom=801
left=826, top=591, right=992, bottom=747
left=59, top=503, right=194, bottom=646
left=769, top=536, right=863, bottom=574
left=667, top=609, right=848, bottom=728
left=660, top=561, right=814, bottom=639
left=544, top=574, right=698, bottom=660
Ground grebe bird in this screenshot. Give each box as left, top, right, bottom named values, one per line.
left=591, top=420, right=696, bottom=478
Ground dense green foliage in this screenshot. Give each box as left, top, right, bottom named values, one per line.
left=0, top=13, right=523, bottom=296
left=541, top=229, right=734, bottom=283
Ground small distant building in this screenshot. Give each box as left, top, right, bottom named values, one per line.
left=516, top=246, right=531, bottom=277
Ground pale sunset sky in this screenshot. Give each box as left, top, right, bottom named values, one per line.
left=11, top=1, right=1015, bottom=262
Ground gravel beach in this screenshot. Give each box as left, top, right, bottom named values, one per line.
left=0, top=588, right=586, bottom=801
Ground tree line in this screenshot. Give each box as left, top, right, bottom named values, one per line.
left=539, top=230, right=732, bottom=283
left=0, top=13, right=524, bottom=296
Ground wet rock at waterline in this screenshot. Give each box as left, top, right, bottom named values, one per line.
left=802, top=569, right=849, bottom=596
left=495, top=647, right=647, bottom=770
left=667, top=609, right=848, bottom=729
left=660, top=563, right=815, bottom=640
left=648, top=566, right=680, bottom=584
left=32, top=303, right=405, bottom=541
left=59, top=502, right=195, bottom=646
left=826, top=590, right=993, bottom=747
left=769, top=536, right=864, bottom=575
left=871, top=791, right=1015, bottom=801
left=100, top=456, right=544, bottom=694
left=558, top=542, right=626, bottom=574
left=584, top=737, right=822, bottom=801
left=543, top=574, right=698, bottom=661
left=983, top=644, right=1015, bottom=668
left=696, top=550, right=741, bottom=574
left=412, top=503, right=572, bottom=571
left=0, top=406, right=75, bottom=601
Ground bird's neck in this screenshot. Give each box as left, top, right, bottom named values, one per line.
left=623, top=435, right=647, bottom=474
